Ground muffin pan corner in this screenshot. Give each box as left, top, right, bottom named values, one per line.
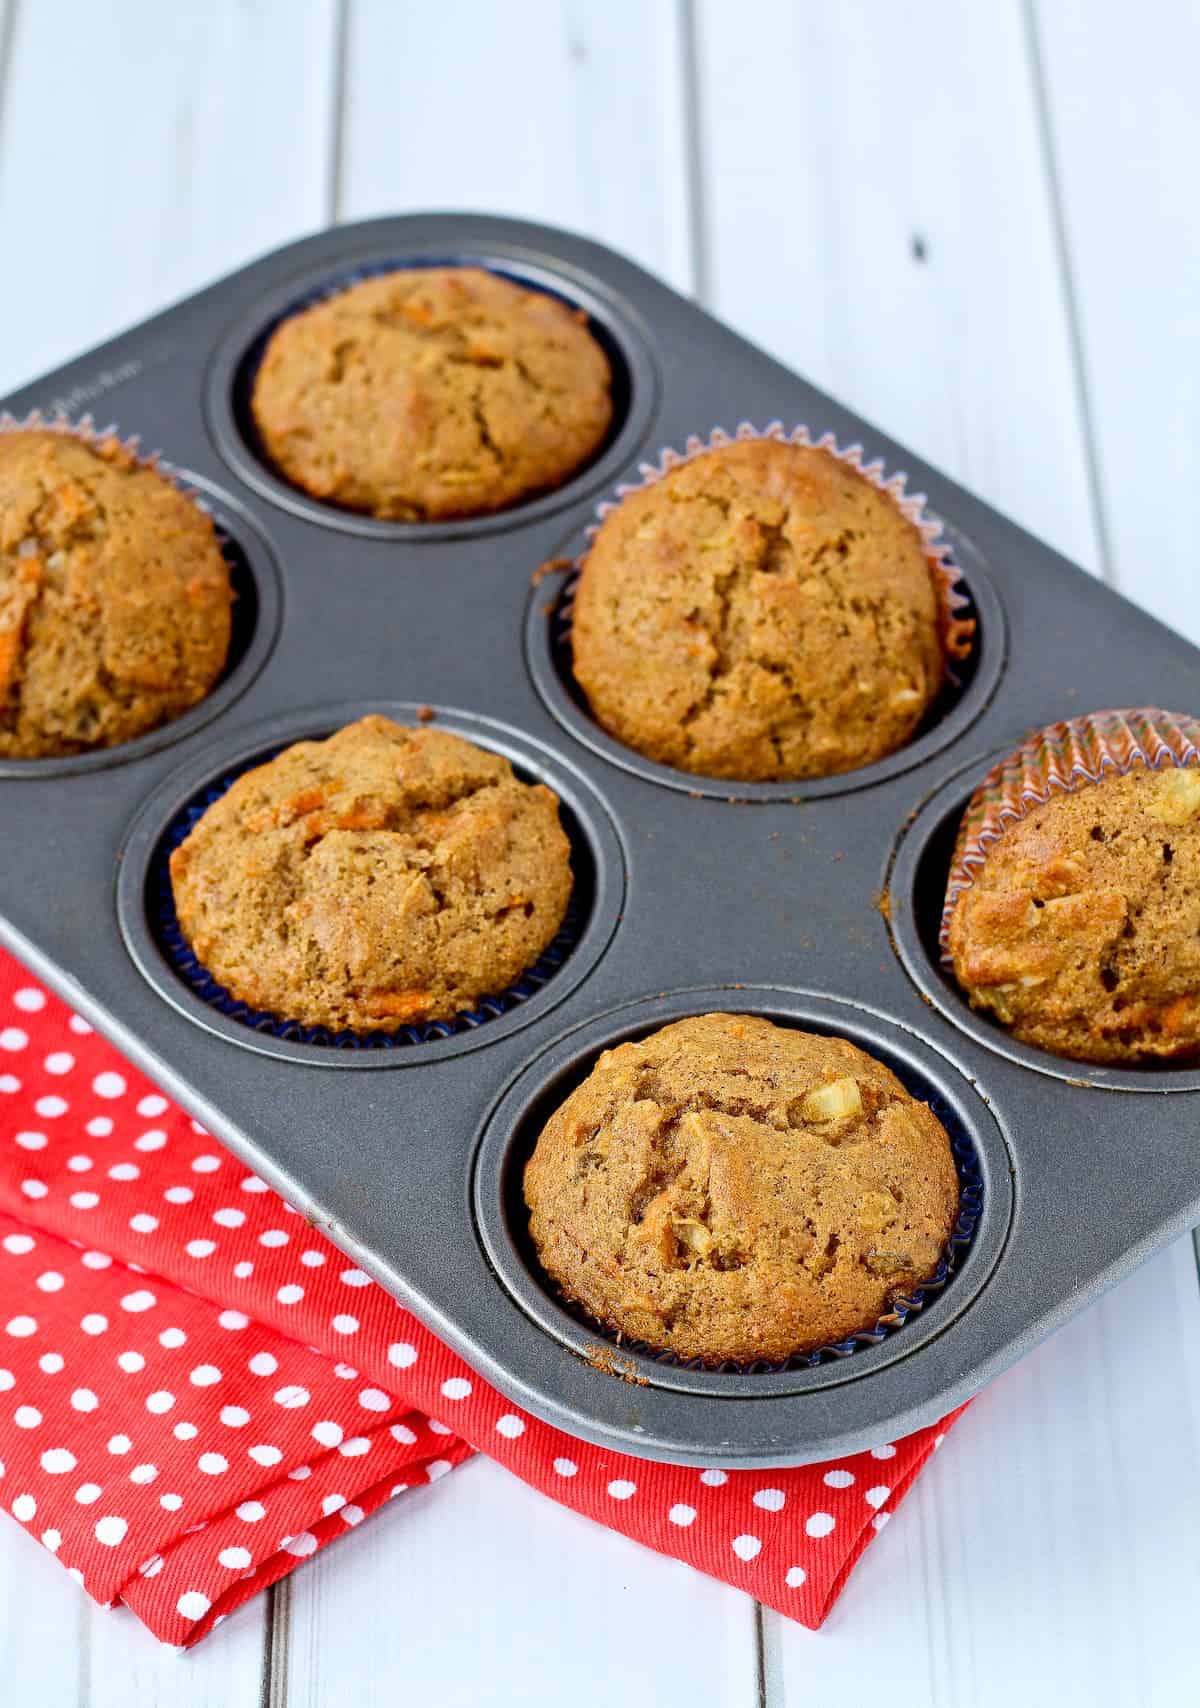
left=3, top=210, right=1200, bottom=1465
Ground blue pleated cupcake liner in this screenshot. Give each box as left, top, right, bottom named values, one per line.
left=547, top=1090, right=985, bottom=1377
left=148, top=744, right=590, bottom=1052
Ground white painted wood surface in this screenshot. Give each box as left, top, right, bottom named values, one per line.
left=284, top=1456, right=758, bottom=1708
left=1, top=2, right=1198, bottom=1703
left=0, top=1511, right=266, bottom=1708
left=0, top=0, right=340, bottom=395
left=694, top=1, right=1102, bottom=574
left=1033, top=0, right=1200, bottom=640
left=340, top=0, right=697, bottom=295
left=766, top=1239, right=1200, bottom=1707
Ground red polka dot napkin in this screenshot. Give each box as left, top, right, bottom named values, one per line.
left=0, top=946, right=966, bottom=1647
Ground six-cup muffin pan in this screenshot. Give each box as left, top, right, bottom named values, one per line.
left=2, top=213, right=1199, bottom=1469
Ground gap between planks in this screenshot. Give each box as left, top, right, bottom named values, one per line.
left=677, top=0, right=712, bottom=307
left=0, top=0, right=19, bottom=142
left=326, top=0, right=351, bottom=225
left=1021, top=0, right=1116, bottom=586
left=1028, top=0, right=1200, bottom=1295
left=259, top=1578, right=291, bottom=1708
left=261, top=6, right=346, bottom=1702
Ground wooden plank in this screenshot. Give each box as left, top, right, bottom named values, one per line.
left=0, top=0, right=12, bottom=128
left=761, top=1238, right=1200, bottom=1705
left=0, top=3, right=339, bottom=1701
left=1031, top=0, right=1200, bottom=641
left=693, top=6, right=1200, bottom=1702
left=284, top=1453, right=758, bottom=1708
left=295, top=14, right=760, bottom=1699
left=691, top=0, right=1103, bottom=573
left=0, top=0, right=341, bottom=396
left=0, top=1514, right=266, bottom=1707
left=339, top=0, right=696, bottom=293
left=0, top=1518, right=92, bottom=1707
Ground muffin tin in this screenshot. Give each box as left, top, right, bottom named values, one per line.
left=2, top=213, right=1199, bottom=1468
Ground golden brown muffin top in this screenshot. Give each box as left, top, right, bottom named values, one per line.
left=947, top=764, right=1200, bottom=1064
left=569, top=439, right=944, bottom=782
left=250, top=267, right=613, bottom=521
left=0, top=430, right=232, bottom=758
left=524, top=1012, right=959, bottom=1365
left=170, top=715, right=573, bottom=1034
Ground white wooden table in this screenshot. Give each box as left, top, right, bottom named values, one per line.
left=2, top=3, right=1198, bottom=1701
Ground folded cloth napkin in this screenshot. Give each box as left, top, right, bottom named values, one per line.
left=0, top=947, right=966, bottom=1646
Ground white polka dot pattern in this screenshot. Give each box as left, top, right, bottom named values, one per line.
left=0, top=964, right=958, bottom=1648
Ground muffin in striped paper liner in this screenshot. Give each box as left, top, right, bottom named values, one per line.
left=0, top=408, right=198, bottom=491
left=941, top=708, right=1200, bottom=1065
left=0, top=411, right=235, bottom=759
left=559, top=422, right=976, bottom=783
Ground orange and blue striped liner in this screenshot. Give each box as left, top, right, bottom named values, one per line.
left=939, top=707, right=1200, bottom=961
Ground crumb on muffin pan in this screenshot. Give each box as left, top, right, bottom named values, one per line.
left=4, top=214, right=1200, bottom=1467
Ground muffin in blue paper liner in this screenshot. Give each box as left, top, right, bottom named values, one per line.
left=239, top=262, right=620, bottom=522
left=149, top=731, right=590, bottom=1052
left=523, top=1013, right=982, bottom=1377
left=546, top=421, right=980, bottom=786
left=547, top=1119, right=983, bottom=1378
left=0, top=412, right=244, bottom=759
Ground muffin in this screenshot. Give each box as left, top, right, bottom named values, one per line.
left=524, top=1012, right=959, bottom=1364
left=250, top=267, right=613, bottom=521
left=0, top=429, right=232, bottom=758
left=945, top=710, right=1200, bottom=1065
left=569, top=437, right=946, bottom=781
left=169, top=715, right=573, bottom=1033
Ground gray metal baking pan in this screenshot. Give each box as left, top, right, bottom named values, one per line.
left=1, top=212, right=1197, bottom=1468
